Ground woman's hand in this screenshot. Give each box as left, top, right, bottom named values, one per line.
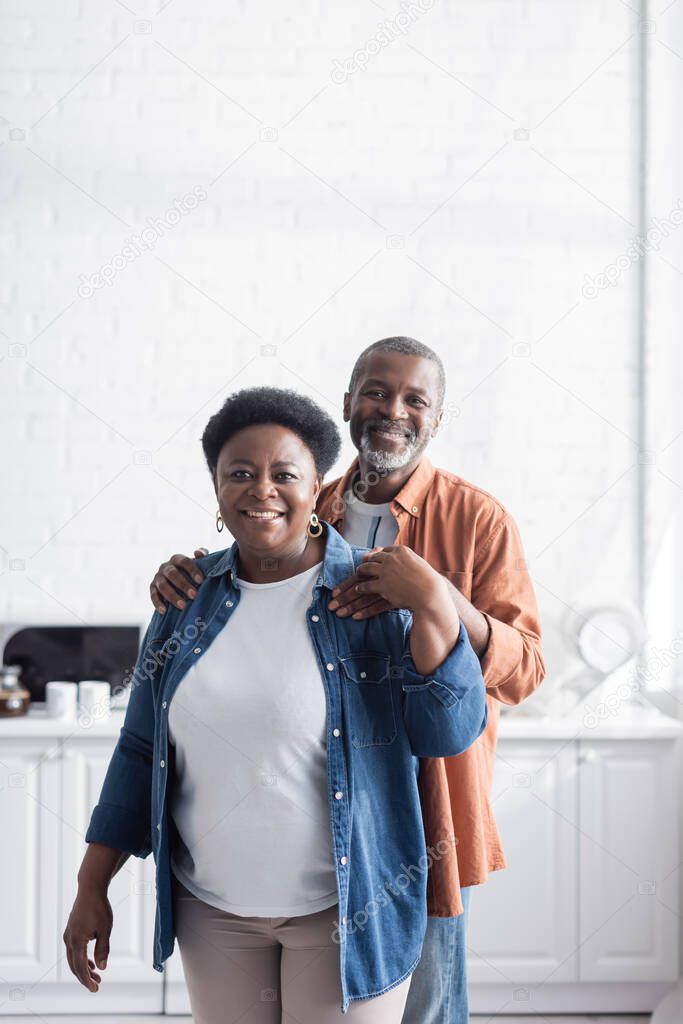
left=327, top=545, right=447, bottom=618
left=150, top=548, right=209, bottom=614
left=63, top=886, right=114, bottom=992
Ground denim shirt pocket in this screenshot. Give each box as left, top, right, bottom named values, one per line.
left=338, top=652, right=397, bottom=748
left=401, top=676, right=461, bottom=708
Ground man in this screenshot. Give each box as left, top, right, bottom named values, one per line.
left=149, top=336, right=545, bottom=1023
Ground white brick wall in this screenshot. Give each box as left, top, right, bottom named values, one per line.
left=0, top=0, right=652, bottom=709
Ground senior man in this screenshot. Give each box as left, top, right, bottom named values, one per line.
left=149, top=336, right=545, bottom=1024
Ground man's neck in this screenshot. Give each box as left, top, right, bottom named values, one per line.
left=353, top=456, right=421, bottom=504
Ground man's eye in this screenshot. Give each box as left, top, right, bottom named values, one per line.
left=366, top=389, right=425, bottom=406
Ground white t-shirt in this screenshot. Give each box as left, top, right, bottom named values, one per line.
left=168, top=558, right=340, bottom=917
left=342, top=478, right=400, bottom=549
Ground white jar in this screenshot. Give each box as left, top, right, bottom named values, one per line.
left=45, top=681, right=78, bottom=720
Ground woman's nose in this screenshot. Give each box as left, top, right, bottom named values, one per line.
left=248, top=478, right=278, bottom=498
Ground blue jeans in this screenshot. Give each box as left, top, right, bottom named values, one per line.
left=401, top=886, right=473, bottom=1024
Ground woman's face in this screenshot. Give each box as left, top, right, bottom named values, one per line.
left=214, top=423, right=322, bottom=556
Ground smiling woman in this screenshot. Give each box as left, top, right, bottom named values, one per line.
left=65, top=384, right=488, bottom=1021
left=199, top=386, right=341, bottom=582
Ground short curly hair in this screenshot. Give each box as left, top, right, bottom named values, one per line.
left=201, top=386, right=342, bottom=483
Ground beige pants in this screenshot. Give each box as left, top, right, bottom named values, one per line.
left=171, top=872, right=412, bottom=1023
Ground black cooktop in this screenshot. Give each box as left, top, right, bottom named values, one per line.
left=2, top=626, right=142, bottom=703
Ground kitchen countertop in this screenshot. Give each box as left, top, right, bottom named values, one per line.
left=0, top=703, right=681, bottom=740
left=0, top=703, right=130, bottom=738
left=496, top=709, right=683, bottom=739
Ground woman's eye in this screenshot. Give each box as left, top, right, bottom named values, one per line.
left=229, top=471, right=295, bottom=480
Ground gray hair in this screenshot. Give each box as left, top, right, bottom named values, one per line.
left=347, top=336, right=446, bottom=411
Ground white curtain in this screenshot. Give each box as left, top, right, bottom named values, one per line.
left=643, top=3, right=683, bottom=710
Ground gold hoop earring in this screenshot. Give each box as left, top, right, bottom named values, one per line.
left=215, top=509, right=224, bottom=533
left=307, top=512, right=323, bottom=538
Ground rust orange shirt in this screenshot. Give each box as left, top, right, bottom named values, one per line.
left=316, top=453, right=546, bottom=916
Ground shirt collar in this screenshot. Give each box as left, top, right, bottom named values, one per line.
left=325, top=452, right=436, bottom=524
left=205, top=518, right=357, bottom=590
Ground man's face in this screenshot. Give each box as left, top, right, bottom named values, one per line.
left=342, top=352, right=443, bottom=473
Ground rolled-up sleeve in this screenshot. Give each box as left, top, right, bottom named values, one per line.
left=400, top=619, right=488, bottom=757
left=84, top=616, right=160, bottom=859
left=473, top=511, right=546, bottom=705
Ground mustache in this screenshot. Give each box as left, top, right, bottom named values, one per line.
left=364, top=420, right=415, bottom=441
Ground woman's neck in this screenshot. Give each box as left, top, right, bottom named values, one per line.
left=235, top=532, right=326, bottom=584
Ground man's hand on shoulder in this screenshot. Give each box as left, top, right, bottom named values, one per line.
left=150, top=547, right=208, bottom=614
left=327, top=546, right=446, bottom=621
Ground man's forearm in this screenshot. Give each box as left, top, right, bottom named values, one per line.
left=442, top=576, right=491, bottom=658
left=410, top=578, right=462, bottom=675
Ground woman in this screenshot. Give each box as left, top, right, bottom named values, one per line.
left=63, top=386, right=487, bottom=1022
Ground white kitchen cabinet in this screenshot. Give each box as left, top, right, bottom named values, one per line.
left=469, top=720, right=681, bottom=1015
left=467, top=740, right=578, bottom=984
left=578, top=739, right=679, bottom=983
left=0, top=744, right=60, bottom=986
left=0, top=709, right=680, bottom=1016
left=0, top=720, right=163, bottom=1016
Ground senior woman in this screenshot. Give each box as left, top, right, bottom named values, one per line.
left=64, top=386, right=487, bottom=1022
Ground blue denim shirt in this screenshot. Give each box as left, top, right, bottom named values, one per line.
left=85, top=520, right=487, bottom=1014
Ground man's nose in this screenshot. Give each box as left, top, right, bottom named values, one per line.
left=380, top=395, right=408, bottom=421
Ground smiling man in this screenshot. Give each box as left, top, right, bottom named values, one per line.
left=149, top=336, right=545, bottom=1024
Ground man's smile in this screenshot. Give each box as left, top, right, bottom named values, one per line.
left=369, top=424, right=412, bottom=441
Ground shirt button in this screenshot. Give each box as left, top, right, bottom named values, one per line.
left=193, top=647, right=201, bottom=654
left=162, top=701, right=167, bottom=709
left=335, top=791, right=343, bottom=800
left=412, top=505, right=418, bottom=513
left=360, top=671, right=366, bottom=678
left=342, top=915, right=347, bottom=924
left=311, top=615, right=319, bottom=622
left=333, top=728, right=340, bottom=737
left=160, top=760, right=165, bottom=768
left=326, top=663, right=334, bottom=671
left=225, top=600, right=233, bottom=607
left=156, top=823, right=161, bottom=831
left=340, top=856, right=348, bottom=865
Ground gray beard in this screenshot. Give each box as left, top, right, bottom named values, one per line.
left=358, top=431, right=416, bottom=473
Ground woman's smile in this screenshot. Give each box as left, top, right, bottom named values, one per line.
left=239, top=509, right=286, bottom=525
left=239, top=509, right=286, bottom=528
left=241, top=509, right=286, bottom=518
